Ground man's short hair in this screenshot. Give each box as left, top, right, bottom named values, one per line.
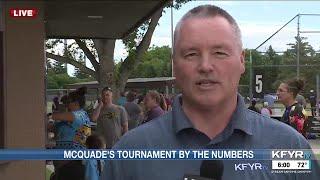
left=102, top=87, right=112, bottom=93
left=126, top=91, right=136, bottom=102
left=173, top=5, right=242, bottom=56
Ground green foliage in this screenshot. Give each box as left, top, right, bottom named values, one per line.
left=165, top=0, right=191, bottom=9
left=51, top=60, right=67, bottom=74
left=45, top=39, right=63, bottom=51
left=129, top=46, right=172, bottom=78
left=46, top=72, right=94, bottom=89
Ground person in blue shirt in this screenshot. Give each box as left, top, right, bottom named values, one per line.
left=51, top=86, right=91, bottom=149
left=103, top=5, right=320, bottom=180
left=117, top=91, right=127, bottom=106
left=85, top=134, right=105, bottom=180
left=50, top=87, right=92, bottom=180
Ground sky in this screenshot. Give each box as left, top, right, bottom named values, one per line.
left=69, top=0, right=320, bottom=75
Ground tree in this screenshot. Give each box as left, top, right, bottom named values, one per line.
left=264, top=45, right=281, bottom=92
left=51, top=61, right=67, bottom=74
left=241, top=36, right=320, bottom=97
left=285, top=36, right=315, bottom=59
left=129, top=46, right=172, bottom=78
left=47, top=72, right=76, bottom=89
left=46, top=58, right=54, bottom=74
left=273, top=36, right=319, bottom=93
left=46, top=1, right=190, bottom=100
left=74, top=52, right=91, bottom=79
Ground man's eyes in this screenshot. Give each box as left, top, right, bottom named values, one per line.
left=213, top=51, right=228, bottom=56
left=184, top=52, right=198, bottom=58
left=215, top=51, right=227, bottom=55
left=182, top=51, right=229, bottom=59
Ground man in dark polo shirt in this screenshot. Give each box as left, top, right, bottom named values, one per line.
left=102, top=5, right=320, bottom=180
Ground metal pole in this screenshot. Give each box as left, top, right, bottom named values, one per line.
left=317, top=74, right=319, bottom=116
left=165, top=85, right=169, bottom=96
left=297, top=14, right=300, bottom=78
left=249, top=50, right=253, bottom=99
left=171, top=0, right=175, bottom=94
left=171, top=0, right=174, bottom=77
left=255, top=15, right=298, bottom=50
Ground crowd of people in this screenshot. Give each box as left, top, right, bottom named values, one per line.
left=47, top=87, right=173, bottom=180
left=47, top=69, right=319, bottom=180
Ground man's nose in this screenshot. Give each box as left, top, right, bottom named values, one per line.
left=198, top=54, right=214, bottom=73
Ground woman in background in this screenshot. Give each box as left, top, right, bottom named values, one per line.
left=277, top=78, right=307, bottom=137
left=141, top=90, right=165, bottom=124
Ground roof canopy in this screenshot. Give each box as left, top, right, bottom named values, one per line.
left=45, top=0, right=169, bottom=39
left=65, top=77, right=175, bottom=89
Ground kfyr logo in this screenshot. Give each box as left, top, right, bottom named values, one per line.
left=235, top=163, right=268, bottom=171
left=9, top=8, right=38, bottom=18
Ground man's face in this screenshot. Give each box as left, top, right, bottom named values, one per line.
left=101, top=90, right=113, bottom=104
left=173, top=16, right=245, bottom=108
left=144, top=94, right=156, bottom=110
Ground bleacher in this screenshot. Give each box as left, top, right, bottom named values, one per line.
left=308, top=116, right=320, bottom=138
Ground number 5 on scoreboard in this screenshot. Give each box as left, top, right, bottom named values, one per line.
left=255, top=75, right=262, bottom=94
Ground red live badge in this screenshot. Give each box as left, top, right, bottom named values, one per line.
left=9, top=8, right=38, bottom=18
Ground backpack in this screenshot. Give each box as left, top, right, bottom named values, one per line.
left=289, top=103, right=307, bottom=135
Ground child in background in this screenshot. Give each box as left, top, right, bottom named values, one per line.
left=85, top=134, right=105, bottom=180
left=261, top=102, right=272, bottom=117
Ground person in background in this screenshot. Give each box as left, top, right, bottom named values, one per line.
left=309, top=89, right=317, bottom=116
left=51, top=87, right=91, bottom=149
left=85, top=134, right=105, bottom=180
left=52, top=96, right=60, bottom=112
left=164, top=94, right=173, bottom=111
left=159, top=93, right=168, bottom=111
left=92, top=87, right=128, bottom=149
left=277, top=78, right=307, bottom=136
left=49, top=87, right=91, bottom=180
left=296, top=93, right=307, bottom=109
left=141, top=90, right=165, bottom=124
left=248, top=99, right=260, bottom=113
left=52, top=92, right=62, bottom=112
left=260, top=102, right=272, bottom=117
left=117, top=91, right=127, bottom=106
left=137, top=94, right=145, bottom=105
left=263, top=94, right=276, bottom=107
left=124, top=91, right=143, bottom=130
left=60, top=95, right=69, bottom=107
left=47, top=94, right=69, bottom=149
